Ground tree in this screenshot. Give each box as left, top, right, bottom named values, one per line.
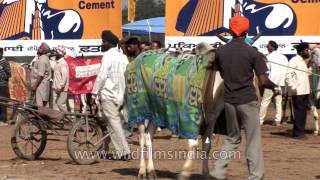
left=122, top=0, right=165, bottom=24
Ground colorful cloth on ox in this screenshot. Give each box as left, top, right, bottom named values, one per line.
left=125, top=50, right=210, bottom=139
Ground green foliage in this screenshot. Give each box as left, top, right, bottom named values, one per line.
left=122, top=0, right=165, bottom=24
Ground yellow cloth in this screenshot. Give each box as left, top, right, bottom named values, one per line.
left=8, top=62, right=29, bottom=102
left=128, top=0, right=137, bottom=22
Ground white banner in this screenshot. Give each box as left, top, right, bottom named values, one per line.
left=0, top=40, right=104, bottom=57
left=165, top=36, right=320, bottom=55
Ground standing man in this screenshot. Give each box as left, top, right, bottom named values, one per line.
left=140, top=41, right=152, bottom=51
left=52, top=46, right=69, bottom=112
left=30, top=42, right=52, bottom=106
left=92, top=30, right=130, bottom=159
left=208, top=16, right=276, bottom=180
left=125, top=37, right=141, bottom=62
left=259, top=40, right=288, bottom=126
left=151, top=40, right=162, bottom=49
left=286, top=42, right=311, bottom=139
left=0, top=48, right=11, bottom=126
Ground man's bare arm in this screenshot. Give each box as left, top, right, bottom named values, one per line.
left=216, top=34, right=229, bottom=43
left=257, top=73, right=276, bottom=89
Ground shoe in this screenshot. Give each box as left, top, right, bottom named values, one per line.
left=0, top=122, right=8, bottom=127
left=280, top=121, right=287, bottom=125
left=272, top=121, right=280, bottom=127
left=292, top=135, right=307, bottom=140
left=205, top=174, right=227, bottom=180
left=171, top=134, right=179, bottom=138
left=120, top=154, right=131, bottom=161
left=7, top=120, right=15, bottom=125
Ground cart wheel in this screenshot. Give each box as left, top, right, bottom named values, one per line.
left=11, top=112, right=47, bottom=160
left=67, top=119, right=104, bottom=165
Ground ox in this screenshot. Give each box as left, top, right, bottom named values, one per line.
left=309, top=45, right=320, bottom=136
left=125, top=43, right=226, bottom=180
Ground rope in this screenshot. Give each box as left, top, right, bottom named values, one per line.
left=267, top=60, right=320, bottom=92
left=266, top=60, right=320, bottom=77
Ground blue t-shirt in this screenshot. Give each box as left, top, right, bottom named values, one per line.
left=227, top=37, right=255, bottom=45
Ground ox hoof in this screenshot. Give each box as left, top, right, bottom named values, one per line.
left=137, top=172, right=147, bottom=180
left=147, top=170, right=157, bottom=180
left=202, top=171, right=209, bottom=179
left=313, top=132, right=319, bottom=136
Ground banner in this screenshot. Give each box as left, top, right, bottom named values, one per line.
left=0, top=0, right=121, bottom=56
left=8, top=62, right=29, bottom=102
left=166, top=0, right=320, bottom=54
left=65, top=56, right=102, bottom=94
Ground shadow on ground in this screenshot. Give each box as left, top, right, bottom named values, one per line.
left=112, top=168, right=204, bottom=179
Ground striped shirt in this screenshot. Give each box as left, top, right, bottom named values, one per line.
left=0, top=58, right=11, bottom=86
left=92, top=47, right=129, bottom=106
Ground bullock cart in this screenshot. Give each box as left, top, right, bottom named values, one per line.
left=0, top=96, right=97, bottom=160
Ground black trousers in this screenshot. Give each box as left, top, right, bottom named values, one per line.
left=0, top=85, right=9, bottom=122
left=292, top=95, right=309, bottom=137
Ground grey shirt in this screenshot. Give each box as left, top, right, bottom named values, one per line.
left=31, top=54, right=52, bottom=101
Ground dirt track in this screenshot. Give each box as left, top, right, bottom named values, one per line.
left=0, top=109, right=320, bottom=180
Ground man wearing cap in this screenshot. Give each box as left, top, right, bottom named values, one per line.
left=286, top=42, right=311, bottom=139
left=52, top=46, right=69, bottom=112
left=208, top=16, right=276, bottom=180
left=259, top=40, right=288, bottom=126
left=31, top=42, right=52, bottom=106
left=92, top=30, right=130, bottom=159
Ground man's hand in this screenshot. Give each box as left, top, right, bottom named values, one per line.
left=291, top=89, right=298, bottom=96
left=31, top=85, right=37, bottom=92
left=55, top=88, right=62, bottom=95
left=118, top=104, right=124, bottom=112
left=273, top=86, right=282, bottom=95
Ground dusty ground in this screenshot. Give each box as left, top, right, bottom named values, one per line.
left=0, top=107, right=320, bottom=180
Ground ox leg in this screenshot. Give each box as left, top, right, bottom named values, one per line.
left=137, top=123, right=147, bottom=180
left=201, top=118, right=218, bottom=177
left=202, top=136, right=212, bottom=177
left=311, top=106, right=319, bottom=136
left=146, top=122, right=157, bottom=180
left=178, top=139, right=198, bottom=180
left=95, top=98, right=103, bottom=118
left=67, top=95, right=75, bottom=113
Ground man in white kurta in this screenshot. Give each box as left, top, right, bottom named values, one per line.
left=92, top=30, right=130, bottom=159
left=259, top=41, right=288, bottom=126
left=286, top=43, right=311, bottom=139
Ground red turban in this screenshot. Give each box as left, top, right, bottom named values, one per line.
left=230, top=16, right=250, bottom=36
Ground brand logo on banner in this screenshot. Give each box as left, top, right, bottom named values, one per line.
left=0, top=0, right=121, bottom=56
left=166, top=0, right=320, bottom=54
left=65, top=56, right=102, bottom=94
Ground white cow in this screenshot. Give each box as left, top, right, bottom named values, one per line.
left=126, top=44, right=226, bottom=180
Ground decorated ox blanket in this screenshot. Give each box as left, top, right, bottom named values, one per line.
left=125, top=50, right=211, bottom=139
